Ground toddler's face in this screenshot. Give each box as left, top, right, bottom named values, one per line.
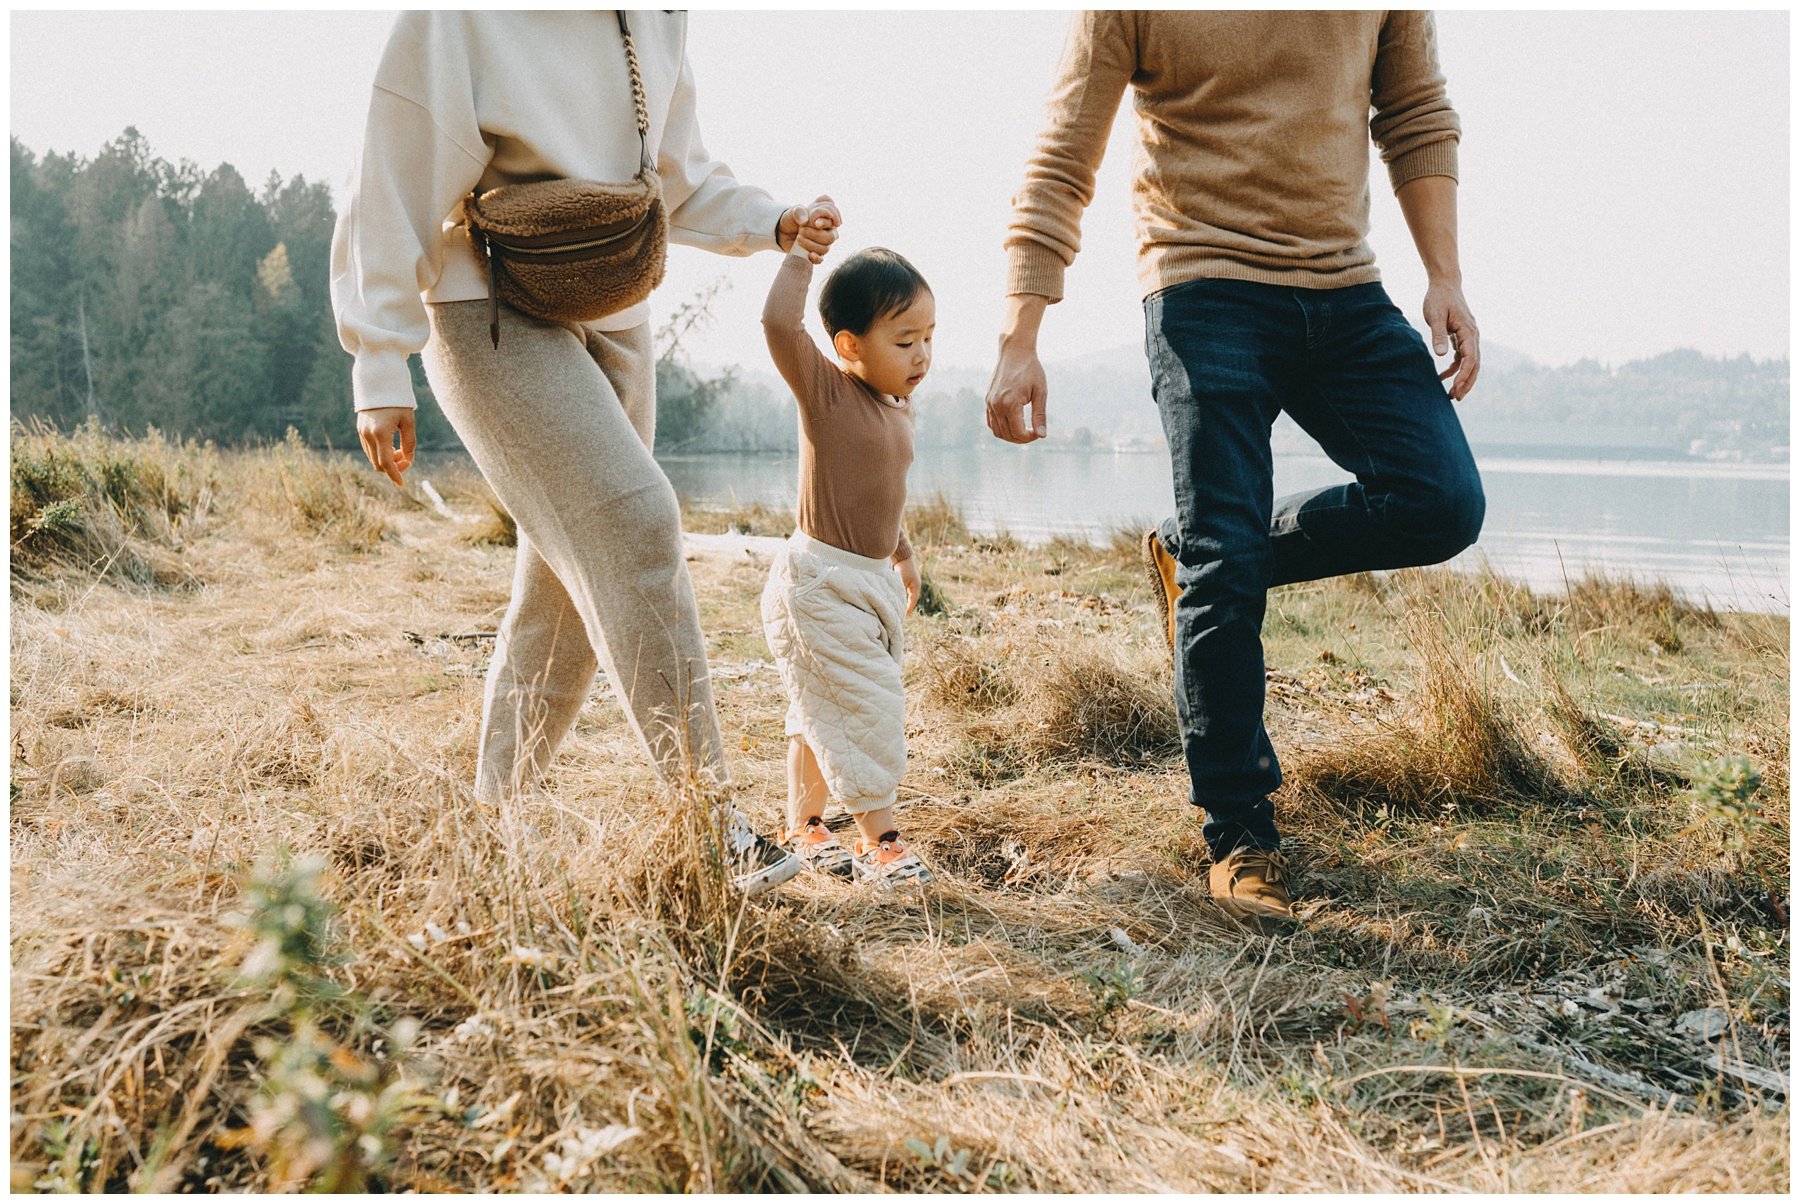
left=849, top=292, right=935, bottom=399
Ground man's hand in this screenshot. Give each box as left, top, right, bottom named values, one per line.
left=985, top=295, right=1051, bottom=443
left=985, top=344, right=1048, bottom=443
left=895, top=554, right=922, bottom=614
left=778, top=195, right=842, bottom=263
left=1422, top=280, right=1480, bottom=401
left=357, top=407, right=415, bottom=487
left=1395, top=175, right=1479, bottom=402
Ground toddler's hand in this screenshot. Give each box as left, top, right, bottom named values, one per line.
left=896, top=555, right=922, bottom=614
left=781, top=195, right=842, bottom=263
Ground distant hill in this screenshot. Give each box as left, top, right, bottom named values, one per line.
left=698, top=339, right=1787, bottom=461
left=897, top=340, right=1788, bottom=463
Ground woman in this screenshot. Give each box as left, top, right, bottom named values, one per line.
left=330, top=10, right=836, bottom=895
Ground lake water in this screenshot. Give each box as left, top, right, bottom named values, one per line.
left=659, top=446, right=1790, bottom=614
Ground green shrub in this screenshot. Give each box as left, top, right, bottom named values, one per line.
left=10, top=419, right=209, bottom=586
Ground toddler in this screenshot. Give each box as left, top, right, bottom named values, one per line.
left=759, top=224, right=935, bottom=888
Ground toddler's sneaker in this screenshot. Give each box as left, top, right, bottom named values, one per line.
left=782, top=816, right=854, bottom=879
left=852, top=831, right=934, bottom=889
left=717, top=805, right=802, bottom=897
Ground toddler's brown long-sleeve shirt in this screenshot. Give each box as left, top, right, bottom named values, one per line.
left=762, top=254, right=916, bottom=564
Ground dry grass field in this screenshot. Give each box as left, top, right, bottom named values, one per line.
left=9, top=423, right=1790, bottom=1191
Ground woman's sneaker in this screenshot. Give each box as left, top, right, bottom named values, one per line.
left=852, top=831, right=934, bottom=889
left=782, top=816, right=854, bottom=879
left=717, top=805, right=802, bottom=897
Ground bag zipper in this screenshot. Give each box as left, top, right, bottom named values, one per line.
left=485, top=212, right=653, bottom=255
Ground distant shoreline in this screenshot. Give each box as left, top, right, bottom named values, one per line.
left=652, top=445, right=1792, bottom=479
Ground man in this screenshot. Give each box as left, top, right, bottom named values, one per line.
left=986, top=11, right=1485, bottom=923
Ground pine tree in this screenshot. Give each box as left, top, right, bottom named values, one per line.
left=10, top=139, right=84, bottom=426
left=189, top=163, right=274, bottom=294
left=295, top=316, right=356, bottom=447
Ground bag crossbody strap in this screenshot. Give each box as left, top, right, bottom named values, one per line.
left=617, top=11, right=653, bottom=174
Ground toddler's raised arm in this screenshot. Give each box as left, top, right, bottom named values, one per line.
left=762, top=253, right=838, bottom=413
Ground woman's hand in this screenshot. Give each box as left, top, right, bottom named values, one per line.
left=357, top=407, right=416, bottom=487
left=778, top=195, right=842, bottom=263
left=895, top=555, right=922, bottom=614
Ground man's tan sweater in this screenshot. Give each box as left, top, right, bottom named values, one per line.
left=1006, top=10, right=1461, bottom=300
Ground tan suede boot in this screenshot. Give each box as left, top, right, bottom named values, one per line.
left=1209, top=847, right=1297, bottom=926
left=1142, top=528, right=1179, bottom=651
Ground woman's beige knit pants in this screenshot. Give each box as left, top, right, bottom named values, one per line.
left=423, top=300, right=725, bottom=805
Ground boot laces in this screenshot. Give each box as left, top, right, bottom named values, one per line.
left=1231, top=848, right=1288, bottom=889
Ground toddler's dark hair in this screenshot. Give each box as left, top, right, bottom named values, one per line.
left=817, top=248, right=932, bottom=337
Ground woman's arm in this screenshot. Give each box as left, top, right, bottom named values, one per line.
left=658, top=42, right=790, bottom=255
left=330, top=13, right=491, bottom=417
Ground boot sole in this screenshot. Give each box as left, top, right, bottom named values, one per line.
left=1141, top=528, right=1176, bottom=652
left=1214, top=898, right=1300, bottom=932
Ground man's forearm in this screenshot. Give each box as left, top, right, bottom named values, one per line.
left=1395, top=175, right=1462, bottom=286
left=1396, top=173, right=1482, bottom=400
left=998, top=294, right=1050, bottom=352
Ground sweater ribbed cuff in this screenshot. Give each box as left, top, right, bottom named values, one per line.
left=1005, top=241, right=1068, bottom=302
left=352, top=349, right=418, bottom=413
left=1388, top=140, right=1460, bottom=191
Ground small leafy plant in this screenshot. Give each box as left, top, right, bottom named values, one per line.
left=905, top=1134, right=1012, bottom=1188
left=1081, top=960, right=1142, bottom=1023
left=1685, top=756, right=1768, bottom=868
left=216, top=851, right=450, bottom=1192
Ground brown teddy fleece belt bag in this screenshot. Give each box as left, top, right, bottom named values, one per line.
left=463, top=11, right=668, bottom=349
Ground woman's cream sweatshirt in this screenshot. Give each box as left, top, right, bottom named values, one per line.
left=330, top=10, right=788, bottom=413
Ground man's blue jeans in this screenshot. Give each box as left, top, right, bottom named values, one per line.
left=1147, top=278, right=1485, bottom=857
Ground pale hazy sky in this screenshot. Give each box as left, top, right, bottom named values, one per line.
left=9, top=8, right=1790, bottom=375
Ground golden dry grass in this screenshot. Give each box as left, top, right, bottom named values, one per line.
left=9, top=430, right=1789, bottom=1191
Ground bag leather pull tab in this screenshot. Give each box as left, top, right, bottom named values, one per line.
left=487, top=249, right=501, bottom=349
